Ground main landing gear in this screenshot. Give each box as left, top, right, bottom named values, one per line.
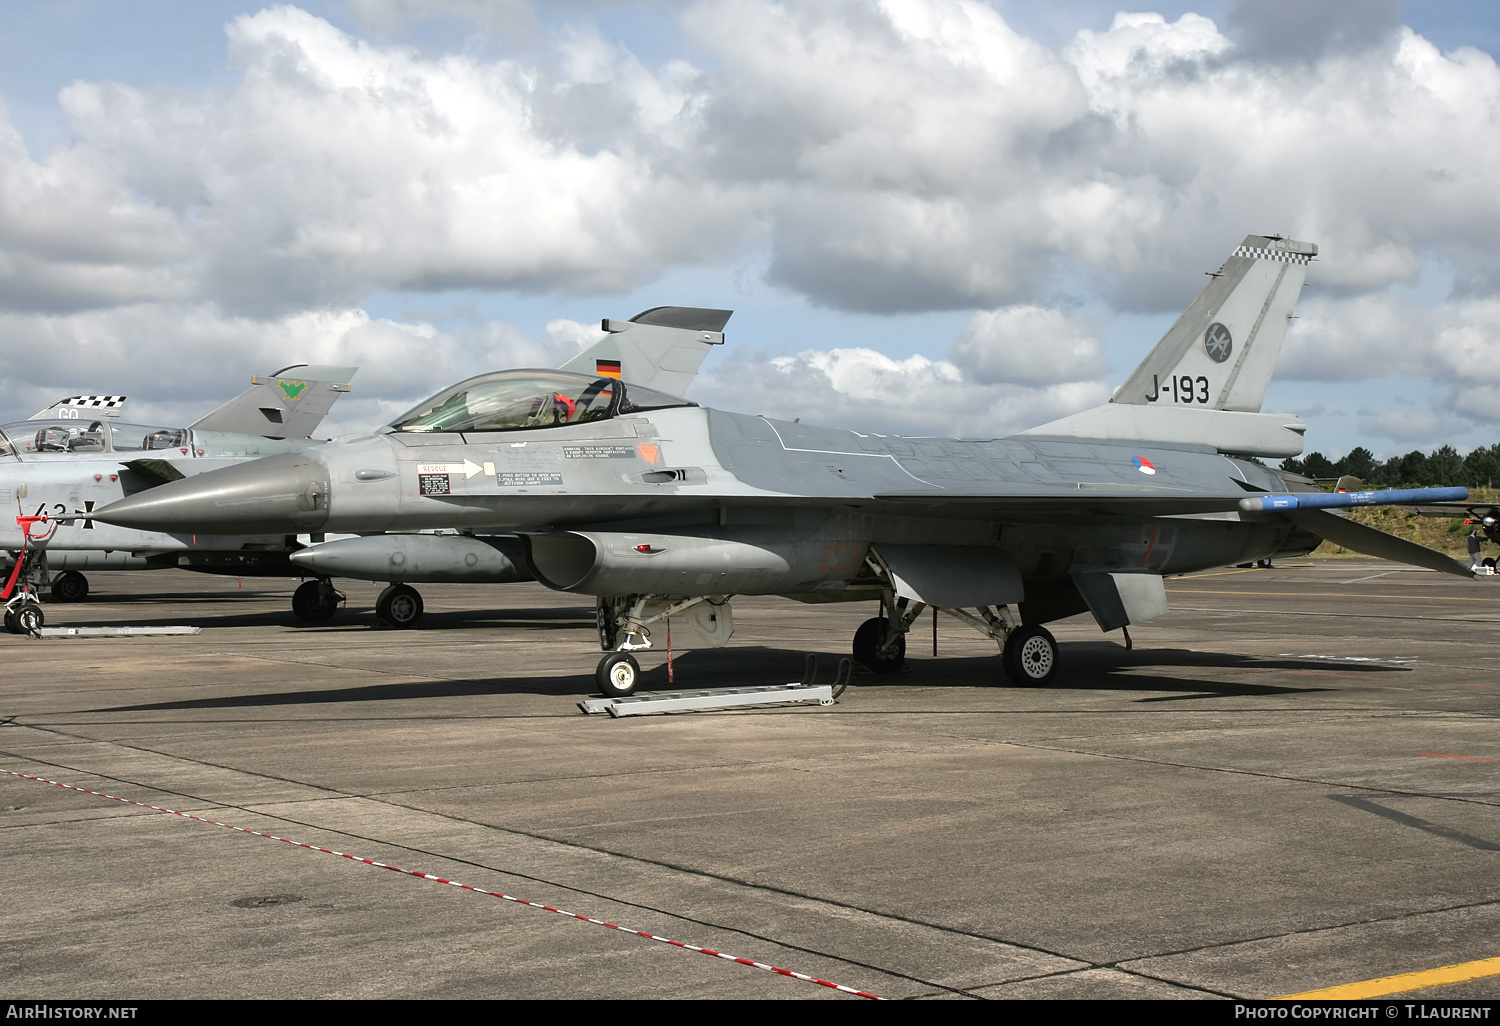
left=291, top=578, right=344, bottom=623
left=376, top=584, right=424, bottom=628
left=49, top=571, right=88, bottom=603
left=852, top=552, right=1060, bottom=686
left=1000, top=625, right=1059, bottom=687
left=852, top=616, right=905, bottom=674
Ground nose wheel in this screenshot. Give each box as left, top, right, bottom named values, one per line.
left=4, top=601, right=44, bottom=635
left=596, top=652, right=641, bottom=697
left=376, top=584, right=424, bottom=628
left=1001, top=625, right=1058, bottom=686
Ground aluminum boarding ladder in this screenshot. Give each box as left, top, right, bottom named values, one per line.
left=579, top=655, right=852, bottom=717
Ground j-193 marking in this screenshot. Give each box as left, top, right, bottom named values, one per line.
left=1145, top=374, right=1211, bottom=404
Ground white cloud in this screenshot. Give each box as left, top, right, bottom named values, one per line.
left=1356, top=406, right=1453, bottom=445
left=9, top=0, right=1500, bottom=318
left=951, top=305, right=1106, bottom=385
left=1276, top=294, right=1428, bottom=382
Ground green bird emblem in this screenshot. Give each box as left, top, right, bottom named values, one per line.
left=279, top=380, right=308, bottom=399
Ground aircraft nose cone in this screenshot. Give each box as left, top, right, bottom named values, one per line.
left=94, top=451, right=332, bottom=534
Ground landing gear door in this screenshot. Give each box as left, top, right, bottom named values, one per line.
left=1071, top=572, right=1168, bottom=632
left=877, top=545, right=1024, bottom=608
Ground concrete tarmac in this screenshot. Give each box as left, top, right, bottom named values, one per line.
left=2, top=560, right=1499, bottom=1000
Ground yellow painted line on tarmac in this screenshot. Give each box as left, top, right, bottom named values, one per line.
left=1278, top=956, right=1500, bottom=1000
left=1171, top=568, right=1268, bottom=580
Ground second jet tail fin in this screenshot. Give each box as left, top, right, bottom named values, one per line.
left=28, top=395, right=128, bottom=420
left=561, top=307, right=731, bottom=395
left=190, top=364, right=357, bottom=439
left=1113, top=235, right=1316, bottom=413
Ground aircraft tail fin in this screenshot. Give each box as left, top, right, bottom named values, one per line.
left=560, top=307, right=731, bottom=395
left=189, top=364, right=357, bottom=439
left=28, top=395, right=128, bottom=420
left=1112, top=235, right=1316, bottom=413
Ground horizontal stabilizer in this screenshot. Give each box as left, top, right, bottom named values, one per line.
left=1285, top=509, right=1474, bottom=577
left=563, top=307, right=731, bottom=395
left=1239, top=486, right=1468, bottom=513
left=1021, top=405, right=1307, bottom=458
left=190, top=364, right=356, bottom=439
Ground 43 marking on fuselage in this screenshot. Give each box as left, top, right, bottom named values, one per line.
left=31, top=501, right=97, bottom=527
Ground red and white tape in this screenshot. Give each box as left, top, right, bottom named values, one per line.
left=2, top=767, right=881, bottom=1000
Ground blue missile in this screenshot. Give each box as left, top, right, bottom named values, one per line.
left=1238, top=486, right=1469, bottom=513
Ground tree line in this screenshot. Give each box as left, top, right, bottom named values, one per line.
left=1279, top=444, right=1500, bottom=488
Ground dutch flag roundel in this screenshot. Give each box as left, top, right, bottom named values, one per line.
left=1133, top=456, right=1156, bottom=475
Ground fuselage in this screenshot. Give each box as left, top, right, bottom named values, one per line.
left=94, top=399, right=1308, bottom=598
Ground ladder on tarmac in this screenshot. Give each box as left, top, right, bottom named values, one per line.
left=579, top=655, right=852, bottom=718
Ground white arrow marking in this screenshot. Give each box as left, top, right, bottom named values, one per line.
left=417, top=461, right=483, bottom=479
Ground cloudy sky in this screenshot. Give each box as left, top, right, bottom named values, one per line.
left=2, top=0, right=1498, bottom=459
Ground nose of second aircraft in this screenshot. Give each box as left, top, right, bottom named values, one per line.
left=94, top=450, right=333, bottom=535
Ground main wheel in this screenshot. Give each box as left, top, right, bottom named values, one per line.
left=1485, top=557, right=1496, bottom=569
left=50, top=571, right=88, bottom=603
left=596, top=652, right=641, bottom=697
left=1002, top=625, right=1058, bottom=687
left=5, top=602, right=44, bottom=635
left=852, top=616, right=905, bottom=674
left=376, top=584, right=424, bottom=628
left=291, top=580, right=339, bottom=623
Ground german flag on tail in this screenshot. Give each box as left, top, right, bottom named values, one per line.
left=596, top=359, right=622, bottom=379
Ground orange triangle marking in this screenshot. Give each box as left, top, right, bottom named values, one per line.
left=637, top=444, right=660, bottom=464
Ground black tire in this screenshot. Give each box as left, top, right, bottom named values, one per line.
left=852, top=616, right=905, bottom=674
left=1002, top=625, right=1058, bottom=687
left=291, top=580, right=338, bottom=623
left=596, top=652, right=641, bottom=697
left=376, top=584, right=424, bottom=628
left=1485, top=558, right=1496, bottom=569
left=50, top=571, right=88, bottom=603
left=7, top=602, right=43, bottom=635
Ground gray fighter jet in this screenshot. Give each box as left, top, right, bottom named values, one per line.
left=95, top=237, right=1473, bottom=694
left=2, top=312, right=727, bottom=631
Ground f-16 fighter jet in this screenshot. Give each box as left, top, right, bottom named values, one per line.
left=95, top=237, right=1472, bottom=694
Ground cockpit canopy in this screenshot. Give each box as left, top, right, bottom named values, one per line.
left=0, top=420, right=189, bottom=455
left=384, top=370, right=696, bottom=434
